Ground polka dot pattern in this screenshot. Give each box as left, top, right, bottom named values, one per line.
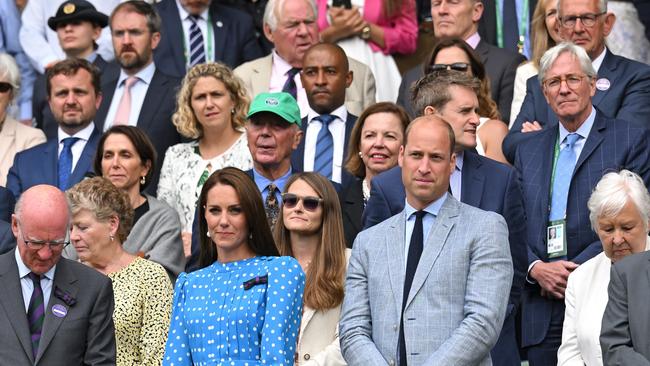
left=162, top=256, right=305, bottom=365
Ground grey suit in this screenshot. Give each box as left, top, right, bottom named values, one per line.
left=600, top=251, right=650, bottom=365
left=0, top=251, right=116, bottom=365
left=340, top=196, right=513, bottom=366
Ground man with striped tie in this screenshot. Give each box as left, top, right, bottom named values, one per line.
left=291, top=43, right=356, bottom=187
left=0, top=184, right=115, bottom=365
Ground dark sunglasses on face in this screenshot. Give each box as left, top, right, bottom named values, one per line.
left=428, top=62, right=470, bottom=73
left=0, top=82, right=12, bottom=93
left=281, top=193, right=323, bottom=211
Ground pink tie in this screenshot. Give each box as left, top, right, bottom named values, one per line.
left=113, top=76, right=138, bottom=125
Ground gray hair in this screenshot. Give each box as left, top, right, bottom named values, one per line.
left=587, top=169, right=650, bottom=231
left=263, top=0, right=317, bottom=31
left=538, top=42, right=596, bottom=84
left=557, top=0, right=607, bottom=15
left=0, top=53, right=21, bottom=102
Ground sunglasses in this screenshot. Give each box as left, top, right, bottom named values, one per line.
left=281, top=193, right=323, bottom=211
left=0, top=82, right=12, bottom=93
left=428, top=62, right=470, bottom=73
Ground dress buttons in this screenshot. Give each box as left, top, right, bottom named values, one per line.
left=304, top=353, right=310, bottom=360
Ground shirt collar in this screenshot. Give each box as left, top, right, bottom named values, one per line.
left=591, top=47, right=607, bottom=73
left=253, top=166, right=293, bottom=193
left=176, top=0, right=209, bottom=21
left=57, top=121, right=95, bottom=144
left=307, top=105, right=347, bottom=124
left=84, top=52, right=98, bottom=64
left=465, top=32, right=481, bottom=49
left=117, top=61, right=155, bottom=87
left=14, top=247, right=56, bottom=281
left=404, top=192, right=448, bottom=220
left=558, top=105, right=596, bottom=143
left=272, top=50, right=295, bottom=77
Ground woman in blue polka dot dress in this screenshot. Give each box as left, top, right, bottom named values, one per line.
left=163, top=167, right=306, bottom=366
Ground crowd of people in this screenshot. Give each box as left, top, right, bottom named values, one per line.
left=0, top=0, right=650, bottom=365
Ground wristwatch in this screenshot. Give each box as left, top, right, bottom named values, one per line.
left=360, top=25, right=371, bottom=40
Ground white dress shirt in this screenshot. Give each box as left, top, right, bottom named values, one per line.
left=304, top=105, right=347, bottom=183
left=57, top=122, right=95, bottom=172
left=175, top=0, right=214, bottom=68
left=104, top=62, right=156, bottom=130
left=15, top=248, right=56, bottom=312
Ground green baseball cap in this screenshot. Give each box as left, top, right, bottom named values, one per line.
left=247, top=92, right=302, bottom=127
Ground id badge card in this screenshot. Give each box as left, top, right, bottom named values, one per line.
left=547, top=220, right=567, bottom=258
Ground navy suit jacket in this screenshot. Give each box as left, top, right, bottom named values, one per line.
left=153, top=0, right=263, bottom=78
left=95, top=65, right=182, bottom=193
left=0, top=187, right=14, bottom=222
left=291, top=113, right=357, bottom=188
left=504, top=50, right=650, bottom=163
left=514, top=112, right=650, bottom=347
left=362, top=151, right=527, bottom=364
left=397, top=40, right=525, bottom=122
left=6, top=127, right=101, bottom=199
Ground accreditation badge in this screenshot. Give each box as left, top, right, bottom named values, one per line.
left=547, top=220, right=567, bottom=258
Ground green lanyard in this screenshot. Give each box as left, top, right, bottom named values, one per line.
left=548, top=137, right=561, bottom=204
left=495, top=0, right=529, bottom=53
left=181, top=13, right=215, bottom=65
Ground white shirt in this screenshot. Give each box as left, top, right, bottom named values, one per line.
left=592, top=48, right=607, bottom=73
left=402, top=193, right=447, bottom=266
left=269, top=51, right=310, bottom=117
left=57, top=122, right=95, bottom=172
left=175, top=0, right=213, bottom=68
left=104, top=62, right=156, bottom=130
left=449, top=151, right=464, bottom=201
left=15, top=248, right=56, bottom=312
left=304, top=105, right=348, bottom=184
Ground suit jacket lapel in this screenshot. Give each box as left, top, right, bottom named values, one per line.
left=460, top=151, right=484, bottom=207
left=164, top=2, right=187, bottom=74
left=0, top=253, right=33, bottom=362
left=475, top=41, right=490, bottom=65
left=35, top=260, right=79, bottom=364
left=406, top=197, right=457, bottom=308
left=211, top=9, right=228, bottom=63
left=299, top=306, right=316, bottom=336
left=44, top=140, right=59, bottom=186
left=137, top=70, right=167, bottom=132
left=386, top=215, right=405, bottom=320
left=343, top=179, right=364, bottom=234
left=96, top=71, right=119, bottom=130
left=574, top=113, right=605, bottom=174
left=592, top=50, right=617, bottom=108
left=291, top=117, right=308, bottom=172
left=538, top=128, right=558, bottom=225
left=251, top=54, right=273, bottom=96
left=69, top=128, right=100, bottom=184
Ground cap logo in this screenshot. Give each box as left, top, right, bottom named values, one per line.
left=265, top=98, right=279, bottom=106
left=63, top=3, right=76, bottom=14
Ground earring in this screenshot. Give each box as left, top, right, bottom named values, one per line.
left=231, top=109, right=235, bottom=114
left=140, top=176, right=146, bottom=185
left=109, top=235, right=114, bottom=242
left=206, top=231, right=211, bottom=238
left=358, top=151, right=363, bottom=158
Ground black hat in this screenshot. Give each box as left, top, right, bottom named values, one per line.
left=47, top=0, right=109, bottom=31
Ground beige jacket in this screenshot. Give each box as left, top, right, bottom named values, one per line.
left=0, top=116, right=46, bottom=186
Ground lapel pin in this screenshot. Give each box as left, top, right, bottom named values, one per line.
left=216, top=21, right=223, bottom=28
left=596, top=78, right=610, bottom=91
left=52, top=304, right=68, bottom=318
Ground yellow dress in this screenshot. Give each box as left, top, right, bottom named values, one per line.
left=108, top=256, right=173, bottom=366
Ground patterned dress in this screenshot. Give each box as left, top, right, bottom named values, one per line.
left=163, top=256, right=305, bottom=366
left=108, top=256, right=173, bottom=366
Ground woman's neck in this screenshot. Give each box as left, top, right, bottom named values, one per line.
left=127, top=186, right=145, bottom=210
left=199, top=125, right=241, bottom=160
left=84, top=244, right=135, bottom=275
left=290, top=233, right=319, bottom=272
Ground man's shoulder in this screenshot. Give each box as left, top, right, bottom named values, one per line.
left=468, top=151, right=513, bottom=176
left=373, top=165, right=402, bottom=185
left=607, top=52, right=650, bottom=77
left=348, top=56, right=371, bottom=74
left=153, top=68, right=182, bottom=87
left=234, top=54, right=272, bottom=74
left=13, top=140, right=51, bottom=161
left=210, top=2, right=254, bottom=21
left=57, top=258, right=111, bottom=286
left=612, top=250, right=650, bottom=277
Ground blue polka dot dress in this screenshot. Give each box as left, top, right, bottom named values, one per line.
left=163, top=256, right=305, bottom=366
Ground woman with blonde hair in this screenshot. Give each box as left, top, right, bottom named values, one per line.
left=158, top=62, right=253, bottom=257
left=274, top=172, right=349, bottom=365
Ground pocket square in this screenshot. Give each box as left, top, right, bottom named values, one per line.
left=54, top=286, right=77, bottom=307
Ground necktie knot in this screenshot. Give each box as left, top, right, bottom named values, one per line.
left=28, top=272, right=41, bottom=284
left=189, top=14, right=201, bottom=24
left=316, top=114, right=335, bottom=126
left=413, top=210, right=426, bottom=220
left=123, top=76, right=138, bottom=90
left=61, top=137, right=79, bottom=149
left=287, top=67, right=301, bottom=78
left=564, top=133, right=580, bottom=149
left=267, top=183, right=277, bottom=202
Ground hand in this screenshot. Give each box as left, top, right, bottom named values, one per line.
left=182, top=231, right=192, bottom=258
left=327, top=6, right=366, bottom=40
left=530, top=260, right=579, bottom=299
left=521, top=121, right=543, bottom=133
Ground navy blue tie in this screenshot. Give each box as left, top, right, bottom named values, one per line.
left=58, top=137, right=80, bottom=190
left=549, top=133, right=581, bottom=220
left=188, top=15, right=206, bottom=67
left=314, top=114, right=335, bottom=179
left=503, top=0, right=519, bottom=52
left=282, top=68, right=301, bottom=99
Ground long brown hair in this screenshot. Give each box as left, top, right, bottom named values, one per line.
left=274, top=173, right=346, bottom=310
left=198, top=167, right=279, bottom=268
left=425, top=38, right=500, bottom=120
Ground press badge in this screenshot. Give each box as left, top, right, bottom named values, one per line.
left=547, top=220, right=567, bottom=258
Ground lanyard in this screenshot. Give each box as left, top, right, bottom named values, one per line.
left=182, top=13, right=214, bottom=65
left=495, top=0, right=529, bottom=53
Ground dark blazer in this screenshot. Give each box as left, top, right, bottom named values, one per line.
left=153, top=0, right=263, bottom=78
left=291, top=113, right=358, bottom=188
left=601, top=251, right=650, bottom=365
left=340, top=176, right=364, bottom=248
left=6, top=127, right=101, bottom=199
left=504, top=50, right=650, bottom=163
left=478, top=0, right=537, bottom=49
left=33, top=55, right=109, bottom=140
left=0, top=252, right=115, bottom=365
left=362, top=151, right=528, bottom=365
left=0, top=221, right=15, bottom=255
left=514, top=112, right=650, bottom=348
left=95, top=65, right=182, bottom=193
left=0, top=186, right=14, bottom=222
left=397, top=39, right=525, bottom=122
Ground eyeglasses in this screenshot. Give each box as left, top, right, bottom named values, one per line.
left=559, top=12, right=606, bottom=28
left=281, top=193, right=323, bottom=211
left=18, top=222, right=69, bottom=250
left=542, top=74, right=589, bottom=91
left=0, top=82, right=12, bottom=93
left=428, top=62, right=470, bottom=73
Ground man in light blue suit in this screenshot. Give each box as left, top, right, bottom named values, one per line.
left=515, top=42, right=650, bottom=365
left=503, top=0, right=650, bottom=163
left=340, top=115, right=513, bottom=366
left=6, top=58, right=101, bottom=199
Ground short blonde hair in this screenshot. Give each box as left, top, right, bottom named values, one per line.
left=173, top=62, right=250, bottom=139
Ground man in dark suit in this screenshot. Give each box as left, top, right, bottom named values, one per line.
left=0, top=186, right=14, bottom=223
left=33, top=0, right=111, bottom=139
left=154, top=0, right=263, bottom=78
left=397, top=0, right=525, bottom=122
left=95, top=1, right=182, bottom=192
left=514, top=42, right=650, bottom=365
left=0, top=184, right=115, bottom=365
left=291, top=43, right=357, bottom=187
left=478, top=0, right=537, bottom=55
left=7, top=58, right=102, bottom=199
left=503, top=0, right=650, bottom=162
left=363, top=70, right=527, bottom=366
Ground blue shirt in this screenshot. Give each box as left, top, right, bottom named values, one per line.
left=402, top=193, right=448, bottom=266
left=253, top=167, right=292, bottom=204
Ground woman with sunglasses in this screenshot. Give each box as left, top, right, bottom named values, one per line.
left=426, top=38, right=509, bottom=164
left=274, top=172, right=349, bottom=365
left=0, top=53, right=45, bottom=187
left=163, top=167, right=305, bottom=365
